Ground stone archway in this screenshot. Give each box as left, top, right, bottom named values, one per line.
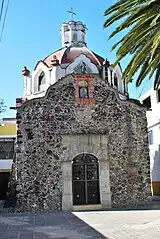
left=61, top=134, right=111, bottom=211
left=72, top=153, right=100, bottom=205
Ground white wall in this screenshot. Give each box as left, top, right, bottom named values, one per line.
left=139, top=89, right=160, bottom=182
left=140, top=89, right=160, bottom=127
left=54, top=66, right=65, bottom=83
left=106, top=64, right=127, bottom=96
left=149, top=128, right=160, bottom=181
left=24, top=62, right=51, bottom=99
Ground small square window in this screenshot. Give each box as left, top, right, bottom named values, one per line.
left=148, top=130, right=153, bottom=145
left=143, top=96, right=151, bottom=109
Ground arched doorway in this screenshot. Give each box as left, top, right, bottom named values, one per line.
left=72, top=153, right=100, bottom=205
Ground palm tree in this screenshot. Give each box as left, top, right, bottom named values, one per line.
left=104, top=0, right=160, bottom=89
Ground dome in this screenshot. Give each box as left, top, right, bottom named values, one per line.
left=23, top=20, right=128, bottom=102
left=42, top=46, right=105, bottom=68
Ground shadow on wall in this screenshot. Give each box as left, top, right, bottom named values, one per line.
left=4, top=153, right=17, bottom=208
left=0, top=172, right=10, bottom=200
left=152, top=145, right=160, bottom=197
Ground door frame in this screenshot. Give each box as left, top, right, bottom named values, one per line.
left=61, top=134, right=111, bottom=211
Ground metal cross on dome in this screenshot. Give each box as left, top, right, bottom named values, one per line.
left=68, top=8, right=76, bottom=21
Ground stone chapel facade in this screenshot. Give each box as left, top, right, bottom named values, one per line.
left=12, top=20, right=151, bottom=212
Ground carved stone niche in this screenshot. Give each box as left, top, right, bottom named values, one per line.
left=73, top=61, right=92, bottom=74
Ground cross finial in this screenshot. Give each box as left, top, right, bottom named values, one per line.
left=68, top=8, right=76, bottom=21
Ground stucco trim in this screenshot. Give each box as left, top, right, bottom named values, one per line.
left=18, top=75, right=147, bottom=113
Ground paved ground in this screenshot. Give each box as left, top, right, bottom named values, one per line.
left=0, top=210, right=160, bottom=238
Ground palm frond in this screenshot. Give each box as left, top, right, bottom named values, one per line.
left=104, top=0, right=160, bottom=88
left=154, top=67, right=160, bottom=89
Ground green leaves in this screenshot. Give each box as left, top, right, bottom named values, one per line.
left=104, top=0, right=160, bottom=89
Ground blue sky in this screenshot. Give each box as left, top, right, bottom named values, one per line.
left=0, top=0, right=153, bottom=117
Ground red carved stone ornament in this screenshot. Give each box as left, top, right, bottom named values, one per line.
left=22, top=66, right=30, bottom=77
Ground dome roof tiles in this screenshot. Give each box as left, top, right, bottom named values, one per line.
left=42, top=46, right=104, bottom=68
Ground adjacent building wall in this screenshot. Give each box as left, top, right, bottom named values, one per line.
left=139, top=89, right=160, bottom=196
left=0, top=118, right=16, bottom=200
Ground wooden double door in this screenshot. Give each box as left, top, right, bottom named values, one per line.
left=72, top=153, right=100, bottom=205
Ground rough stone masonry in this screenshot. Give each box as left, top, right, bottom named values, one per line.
left=11, top=74, right=151, bottom=212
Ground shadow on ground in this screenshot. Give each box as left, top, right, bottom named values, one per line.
left=0, top=211, right=108, bottom=239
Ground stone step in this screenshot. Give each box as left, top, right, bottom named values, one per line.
left=73, top=204, right=102, bottom=211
